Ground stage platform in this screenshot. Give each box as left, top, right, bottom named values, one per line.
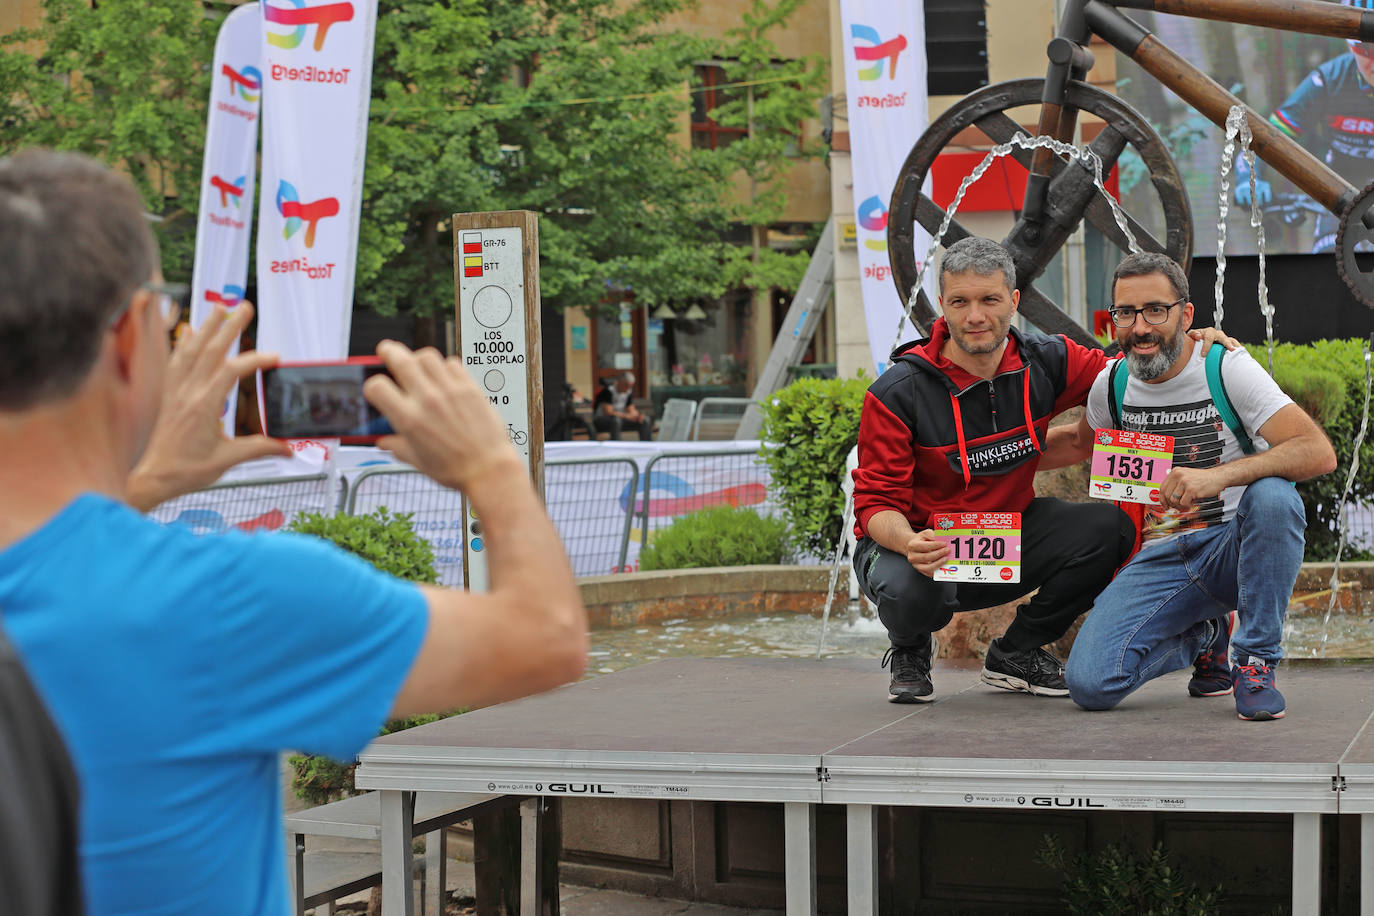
left=355, top=656, right=1374, bottom=915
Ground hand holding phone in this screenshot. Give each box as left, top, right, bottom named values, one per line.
left=363, top=341, right=520, bottom=492
left=260, top=358, right=395, bottom=442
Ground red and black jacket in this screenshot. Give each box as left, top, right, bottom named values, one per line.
left=853, top=318, right=1108, bottom=537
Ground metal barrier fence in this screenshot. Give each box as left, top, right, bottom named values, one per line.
left=152, top=449, right=776, bottom=584
left=345, top=466, right=468, bottom=586
left=1339, top=503, right=1374, bottom=554
left=635, top=448, right=780, bottom=551
left=342, top=457, right=644, bottom=585
left=148, top=473, right=337, bottom=532
left=149, top=459, right=1374, bottom=576
left=545, top=456, right=640, bottom=578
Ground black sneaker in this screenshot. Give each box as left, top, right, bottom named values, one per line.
left=981, top=638, right=1069, bottom=697
left=881, top=635, right=936, bottom=703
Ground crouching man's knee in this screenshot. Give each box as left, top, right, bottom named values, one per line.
left=1064, top=652, right=1123, bottom=711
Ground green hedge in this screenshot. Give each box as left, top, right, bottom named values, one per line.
left=758, top=374, right=868, bottom=556
left=638, top=505, right=790, bottom=570
left=1268, top=340, right=1372, bottom=560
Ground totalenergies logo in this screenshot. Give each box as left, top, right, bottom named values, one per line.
left=857, top=195, right=888, bottom=251
left=210, top=174, right=247, bottom=210
left=851, top=24, right=907, bottom=81
left=265, top=0, right=354, bottom=52
left=276, top=180, right=339, bottom=249
left=221, top=64, right=261, bottom=102
left=205, top=284, right=245, bottom=307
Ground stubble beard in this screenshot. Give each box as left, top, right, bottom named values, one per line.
left=950, top=319, right=1009, bottom=356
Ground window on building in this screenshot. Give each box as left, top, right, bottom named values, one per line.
left=690, top=64, right=748, bottom=150
left=924, top=0, right=988, bottom=96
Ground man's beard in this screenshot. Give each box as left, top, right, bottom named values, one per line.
left=1124, top=327, right=1185, bottom=380
left=949, top=318, right=1009, bottom=356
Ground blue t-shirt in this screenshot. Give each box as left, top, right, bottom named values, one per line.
left=0, top=494, right=429, bottom=915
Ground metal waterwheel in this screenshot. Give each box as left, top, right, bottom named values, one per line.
left=887, top=78, right=1193, bottom=349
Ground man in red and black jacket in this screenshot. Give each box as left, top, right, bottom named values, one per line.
left=852, top=237, right=1231, bottom=704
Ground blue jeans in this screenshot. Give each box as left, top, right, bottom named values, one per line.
left=1066, top=477, right=1306, bottom=711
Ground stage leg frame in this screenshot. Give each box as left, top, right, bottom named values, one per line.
left=846, top=804, right=878, bottom=915
left=1292, top=812, right=1320, bottom=916
left=784, top=802, right=816, bottom=915
left=380, top=789, right=415, bottom=916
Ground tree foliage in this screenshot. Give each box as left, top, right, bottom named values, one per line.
left=0, top=0, right=215, bottom=276
left=0, top=0, right=826, bottom=321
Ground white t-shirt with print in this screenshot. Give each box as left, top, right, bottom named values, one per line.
left=1085, top=343, right=1293, bottom=544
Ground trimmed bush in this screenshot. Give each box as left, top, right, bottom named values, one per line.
left=286, top=506, right=439, bottom=585
left=758, top=373, right=868, bottom=555
left=1038, top=836, right=1221, bottom=916
left=1268, top=340, right=1373, bottom=560
left=638, top=505, right=789, bottom=570
left=284, top=507, right=455, bottom=805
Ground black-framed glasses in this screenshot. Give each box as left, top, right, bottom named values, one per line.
left=1109, top=297, right=1185, bottom=328
left=108, top=282, right=191, bottom=329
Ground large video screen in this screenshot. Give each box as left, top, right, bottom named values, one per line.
left=1116, top=7, right=1373, bottom=257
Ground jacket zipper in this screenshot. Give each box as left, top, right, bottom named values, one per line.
left=987, top=380, right=999, bottom=432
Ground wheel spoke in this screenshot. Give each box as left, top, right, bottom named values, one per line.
left=1018, top=285, right=1102, bottom=350
left=887, top=77, right=1192, bottom=342
left=909, top=288, right=938, bottom=333
left=971, top=109, right=1032, bottom=147
left=913, top=193, right=974, bottom=247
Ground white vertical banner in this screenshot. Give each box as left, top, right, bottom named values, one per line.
left=191, top=3, right=262, bottom=434
left=839, top=1, right=932, bottom=375
left=256, top=0, right=376, bottom=361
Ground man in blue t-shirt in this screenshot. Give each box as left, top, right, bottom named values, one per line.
left=0, top=150, right=588, bottom=915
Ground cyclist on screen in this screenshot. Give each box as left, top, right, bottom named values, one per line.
left=1237, top=0, right=1374, bottom=252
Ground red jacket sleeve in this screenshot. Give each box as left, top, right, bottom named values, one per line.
left=1053, top=338, right=1111, bottom=415
left=852, top=391, right=915, bottom=537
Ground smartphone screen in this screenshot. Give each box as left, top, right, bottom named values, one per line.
left=260, top=361, right=394, bottom=440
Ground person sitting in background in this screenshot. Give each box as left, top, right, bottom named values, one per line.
left=594, top=371, right=653, bottom=440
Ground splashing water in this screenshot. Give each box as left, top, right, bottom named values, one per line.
left=1317, top=340, right=1373, bottom=658
left=817, top=491, right=856, bottom=657
left=1215, top=106, right=1277, bottom=373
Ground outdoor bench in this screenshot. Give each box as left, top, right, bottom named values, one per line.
left=286, top=789, right=511, bottom=915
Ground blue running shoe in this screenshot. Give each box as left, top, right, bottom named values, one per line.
left=1188, top=611, right=1235, bottom=697
left=1232, top=656, right=1286, bottom=721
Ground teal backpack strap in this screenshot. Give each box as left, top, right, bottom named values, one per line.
left=1205, top=343, right=1256, bottom=455
left=1108, top=358, right=1128, bottom=429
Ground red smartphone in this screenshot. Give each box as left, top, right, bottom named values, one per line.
left=259, top=357, right=394, bottom=443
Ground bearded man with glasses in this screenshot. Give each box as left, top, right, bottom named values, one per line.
left=1061, top=252, right=1336, bottom=721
